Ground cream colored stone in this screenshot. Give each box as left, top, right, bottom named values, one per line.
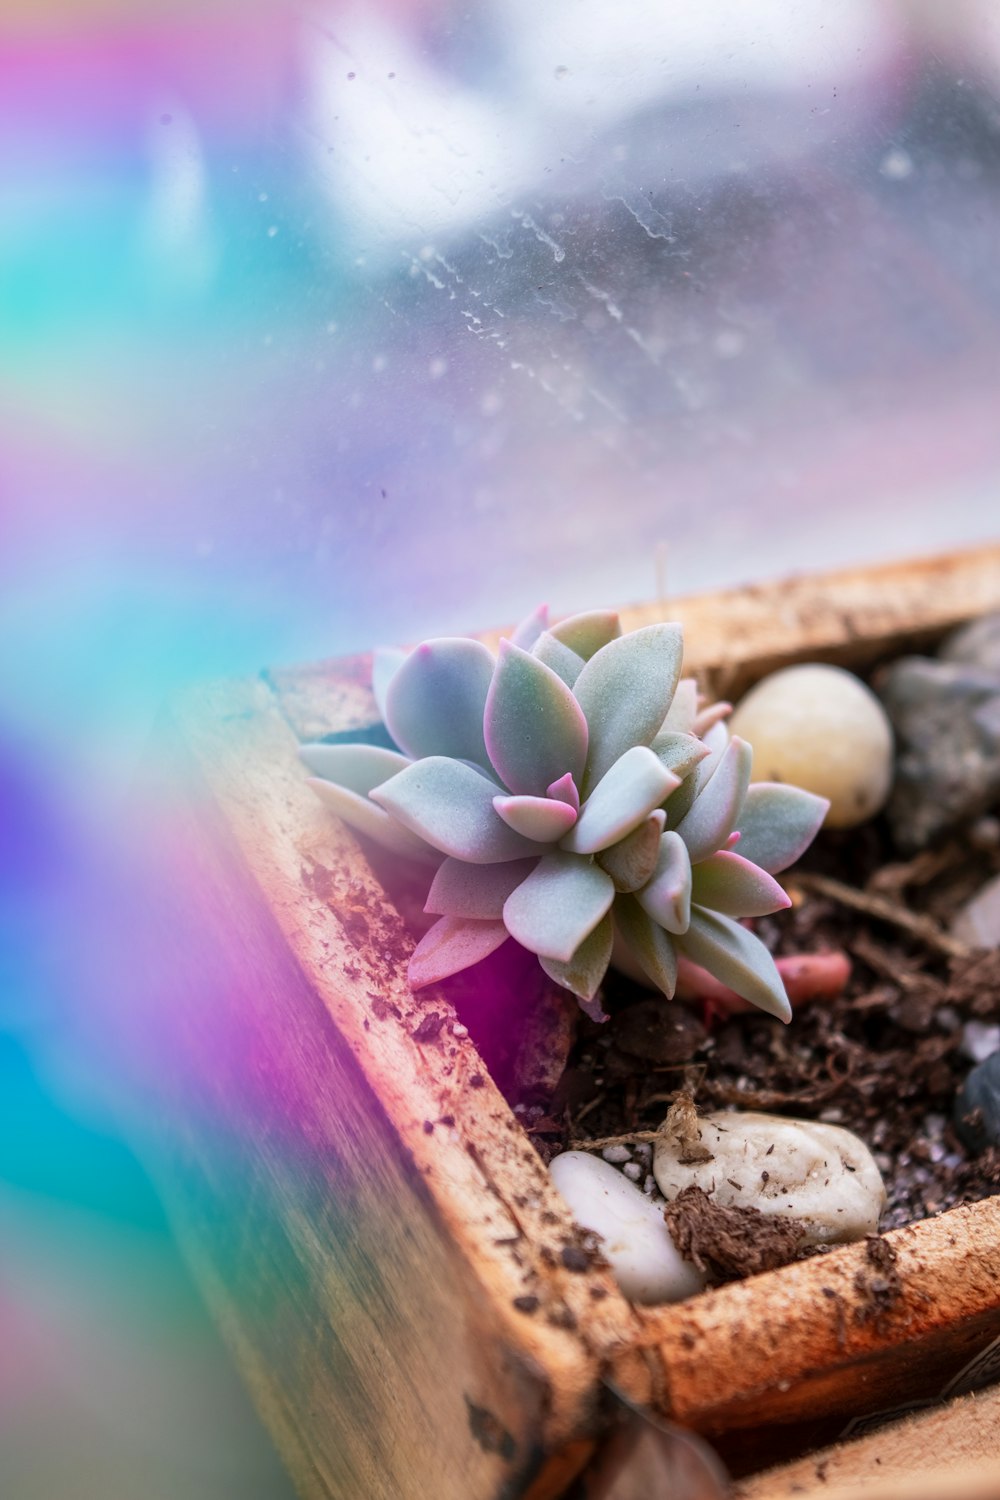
left=549, top=1150, right=706, bottom=1304
left=653, top=1110, right=885, bottom=1246
left=729, top=663, right=893, bottom=828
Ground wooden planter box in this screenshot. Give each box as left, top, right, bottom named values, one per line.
left=129, top=544, right=1000, bottom=1500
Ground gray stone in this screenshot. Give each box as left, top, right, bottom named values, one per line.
left=940, top=612, right=1000, bottom=678
left=952, top=873, right=1000, bottom=951
left=954, top=1052, right=1000, bottom=1152
left=877, top=656, right=1000, bottom=850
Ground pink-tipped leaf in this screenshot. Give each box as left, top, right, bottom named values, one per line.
left=673, top=736, right=752, bottom=864
left=637, top=830, right=692, bottom=934
left=307, top=778, right=439, bottom=863
left=562, top=745, right=679, bottom=854
left=540, top=912, right=614, bottom=1001
left=384, top=638, right=494, bottom=766
left=408, top=916, right=509, bottom=989
left=690, top=850, right=791, bottom=918
left=549, top=608, right=622, bottom=660
left=613, top=896, right=679, bottom=998
left=493, top=793, right=578, bottom=842
left=732, top=783, right=830, bottom=873
left=677, top=906, right=791, bottom=1022
left=502, top=852, right=614, bottom=962
left=424, top=857, right=538, bottom=920
left=484, top=639, right=588, bottom=795
left=573, top=623, right=684, bottom=792
left=371, top=757, right=544, bottom=864
left=597, top=810, right=664, bottom=892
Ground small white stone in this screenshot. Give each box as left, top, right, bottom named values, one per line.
left=653, top=1110, right=885, bottom=1246
left=622, top=1162, right=643, bottom=1181
left=953, top=873, right=1000, bottom=951
left=602, top=1144, right=632, bottom=1164
left=961, top=1020, right=1000, bottom=1064
left=549, top=1151, right=707, bottom=1304
left=728, top=664, right=893, bottom=829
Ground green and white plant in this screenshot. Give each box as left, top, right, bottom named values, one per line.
left=302, top=608, right=828, bottom=1021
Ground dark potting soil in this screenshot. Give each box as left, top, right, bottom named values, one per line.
left=513, top=815, right=1000, bottom=1277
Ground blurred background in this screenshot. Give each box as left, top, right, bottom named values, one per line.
left=2, top=1, right=1000, bottom=1494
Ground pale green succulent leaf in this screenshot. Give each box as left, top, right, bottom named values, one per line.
left=424, top=857, right=538, bottom=920
left=573, top=623, right=684, bottom=791
left=732, top=782, right=830, bottom=874
left=372, top=647, right=408, bottom=723
left=540, top=912, right=614, bottom=1001
left=510, top=603, right=550, bottom=649
left=562, top=746, right=679, bottom=855
left=613, top=895, right=679, bottom=998
left=383, top=638, right=494, bottom=766
left=596, top=810, right=664, bottom=892
left=502, top=852, right=615, bottom=962
left=637, top=829, right=692, bottom=934
left=371, top=758, right=544, bottom=863
left=532, top=630, right=586, bottom=687
left=484, top=639, right=589, bottom=795
left=678, top=906, right=791, bottom=1022
left=307, top=778, right=440, bottom=863
left=690, top=850, right=792, bottom=918
left=494, top=793, right=578, bottom=842
left=674, top=736, right=753, bottom=864
left=549, top=609, right=622, bottom=660
left=660, top=677, right=699, bottom=735
left=408, top=916, right=509, bottom=989
left=649, top=730, right=710, bottom=783
left=300, top=742, right=410, bottom=794
left=663, top=726, right=726, bottom=829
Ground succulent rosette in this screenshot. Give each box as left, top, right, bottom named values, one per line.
left=301, top=609, right=828, bottom=1022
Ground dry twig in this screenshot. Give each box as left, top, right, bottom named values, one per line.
left=792, top=871, right=970, bottom=960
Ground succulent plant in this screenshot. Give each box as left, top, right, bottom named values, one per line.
left=302, top=608, right=829, bottom=1022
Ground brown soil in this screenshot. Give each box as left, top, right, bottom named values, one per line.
left=664, top=1185, right=810, bottom=1281
left=505, top=816, right=1000, bottom=1280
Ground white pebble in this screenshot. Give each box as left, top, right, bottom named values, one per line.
left=728, top=664, right=893, bottom=829
left=549, top=1151, right=706, bottom=1304
left=451, top=1022, right=468, bottom=1038
left=622, top=1162, right=643, bottom=1181
left=953, top=873, right=1000, bottom=951
left=653, top=1110, right=885, bottom=1246
left=602, top=1144, right=632, bottom=1164
left=961, top=1021, right=1000, bottom=1064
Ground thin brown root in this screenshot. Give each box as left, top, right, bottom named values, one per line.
left=567, top=1129, right=659, bottom=1152
left=792, top=871, right=970, bottom=960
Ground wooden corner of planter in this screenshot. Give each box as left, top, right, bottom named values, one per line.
left=132, top=543, right=1000, bottom=1498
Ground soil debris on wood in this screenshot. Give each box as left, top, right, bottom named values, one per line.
left=852, top=1235, right=903, bottom=1327
left=664, top=1185, right=810, bottom=1282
